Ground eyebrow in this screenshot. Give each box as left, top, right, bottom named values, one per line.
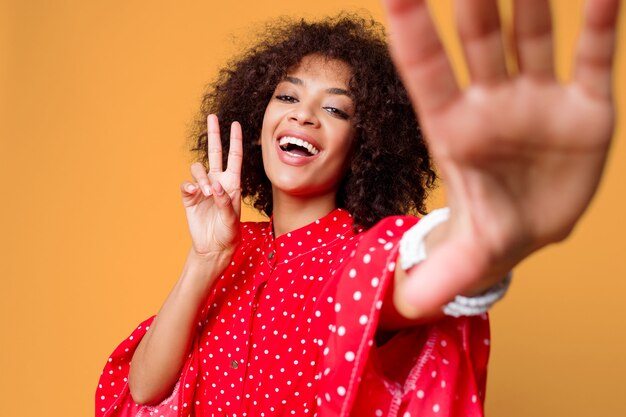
left=284, top=76, right=351, bottom=97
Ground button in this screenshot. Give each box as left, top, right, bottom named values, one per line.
left=231, top=360, right=239, bottom=369
left=268, top=251, right=274, bottom=260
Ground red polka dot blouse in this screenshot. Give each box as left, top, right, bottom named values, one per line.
left=96, top=208, right=490, bottom=416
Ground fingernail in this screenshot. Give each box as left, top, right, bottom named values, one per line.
left=203, top=185, right=212, bottom=196
left=214, top=182, right=224, bottom=196
left=186, top=184, right=196, bottom=193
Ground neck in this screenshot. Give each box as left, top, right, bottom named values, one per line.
left=271, top=190, right=338, bottom=237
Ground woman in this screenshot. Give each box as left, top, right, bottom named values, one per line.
left=96, top=1, right=620, bottom=416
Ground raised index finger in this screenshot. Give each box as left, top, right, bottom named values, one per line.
left=226, top=121, right=243, bottom=178
left=207, top=114, right=223, bottom=172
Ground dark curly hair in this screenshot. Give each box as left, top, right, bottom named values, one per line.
left=190, top=13, right=437, bottom=230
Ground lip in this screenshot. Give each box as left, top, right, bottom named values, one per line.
left=274, top=130, right=322, bottom=166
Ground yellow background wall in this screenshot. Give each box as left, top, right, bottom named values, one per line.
left=1, top=1, right=624, bottom=416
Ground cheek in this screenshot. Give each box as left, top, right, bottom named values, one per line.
left=337, top=129, right=357, bottom=160
left=260, top=103, right=283, bottom=142
left=259, top=115, right=274, bottom=148
left=337, top=139, right=357, bottom=173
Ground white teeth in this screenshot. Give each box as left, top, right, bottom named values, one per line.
left=278, top=136, right=320, bottom=155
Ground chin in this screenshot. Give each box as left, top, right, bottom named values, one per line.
left=271, top=179, right=335, bottom=199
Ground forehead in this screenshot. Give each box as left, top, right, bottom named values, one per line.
left=287, top=54, right=353, bottom=87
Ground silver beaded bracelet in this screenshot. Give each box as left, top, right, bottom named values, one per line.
left=442, top=273, right=511, bottom=317
left=398, top=208, right=512, bottom=317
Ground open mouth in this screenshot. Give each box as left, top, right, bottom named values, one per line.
left=278, top=136, right=320, bottom=157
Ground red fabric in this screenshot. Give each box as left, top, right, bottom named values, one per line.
left=96, top=209, right=490, bottom=416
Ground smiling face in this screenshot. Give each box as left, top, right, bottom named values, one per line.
left=260, top=54, right=357, bottom=206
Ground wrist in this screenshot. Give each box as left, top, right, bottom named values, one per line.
left=416, top=207, right=516, bottom=297
left=179, top=248, right=234, bottom=294
left=188, top=246, right=235, bottom=266
left=398, top=208, right=512, bottom=317
left=444, top=272, right=512, bottom=317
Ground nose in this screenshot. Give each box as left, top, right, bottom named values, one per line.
left=288, top=102, right=320, bottom=127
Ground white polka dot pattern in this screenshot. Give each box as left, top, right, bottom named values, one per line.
left=95, top=209, right=490, bottom=417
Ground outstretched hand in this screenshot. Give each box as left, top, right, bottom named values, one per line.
left=382, top=0, right=621, bottom=316
left=182, top=114, right=243, bottom=257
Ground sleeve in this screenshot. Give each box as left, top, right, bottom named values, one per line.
left=315, top=216, right=491, bottom=417
left=95, top=318, right=200, bottom=417
left=95, top=222, right=259, bottom=417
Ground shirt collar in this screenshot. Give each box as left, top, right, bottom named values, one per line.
left=262, top=208, right=355, bottom=265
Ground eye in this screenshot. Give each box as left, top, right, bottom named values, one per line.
left=276, top=95, right=298, bottom=103
left=323, top=106, right=350, bottom=120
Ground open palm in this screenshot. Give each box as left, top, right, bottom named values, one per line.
left=383, top=0, right=620, bottom=313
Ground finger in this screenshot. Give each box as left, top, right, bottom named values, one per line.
left=398, top=241, right=487, bottom=317
left=211, top=181, right=239, bottom=228
left=190, top=162, right=212, bottom=196
left=231, top=189, right=242, bottom=218
left=226, top=121, right=243, bottom=179
left=513, top=0, right=555, bottom=78
left=180, top=181, right=203, bottom=207
left=574, top=0, right=620, bottom=99
left=207, top=114, right=223, bottom=173
left=382, top=0, right=461, bottom=113
left=455, top=0, right=509, bottom=84
left=180, top=181, right=199, bottom=195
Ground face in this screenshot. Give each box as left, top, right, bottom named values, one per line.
left=260, top=54, right=357, bottom=202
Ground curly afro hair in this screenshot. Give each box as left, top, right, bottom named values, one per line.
left=190, top=13, right=437, bottom=230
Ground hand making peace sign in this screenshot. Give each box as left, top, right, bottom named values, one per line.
left=181, top=114, right=243, bottom=258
